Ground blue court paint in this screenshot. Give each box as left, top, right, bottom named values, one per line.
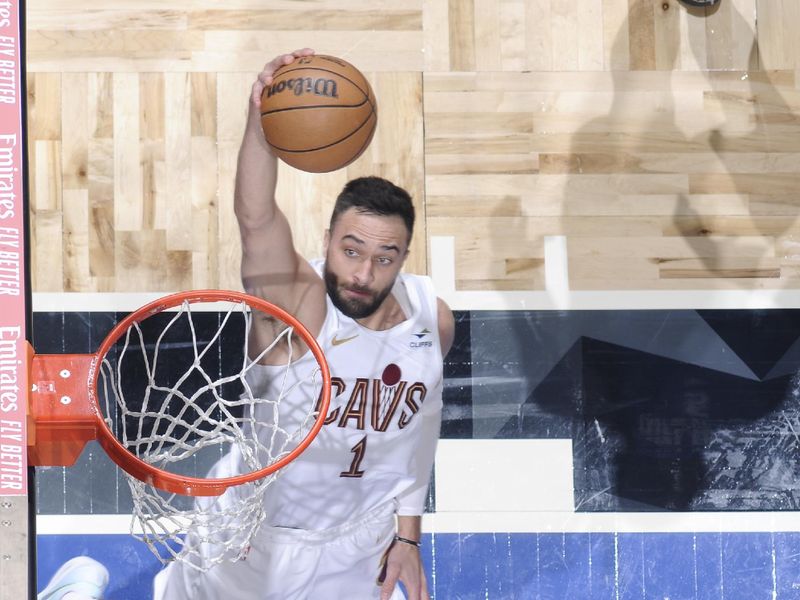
left=38, top=532, right=800, bottom=599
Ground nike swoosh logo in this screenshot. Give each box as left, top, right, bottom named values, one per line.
left=331, top=334, right=359, bottom=346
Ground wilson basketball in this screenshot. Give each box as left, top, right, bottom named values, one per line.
left=260, top=55, right=378, bottom=173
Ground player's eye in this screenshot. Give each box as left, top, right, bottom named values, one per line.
left=344, top=248, right=358, bottom=257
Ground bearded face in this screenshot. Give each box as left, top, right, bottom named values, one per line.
left=323, top=262, right=394, bottom=319
left=322, top=209, right=410, bottom=321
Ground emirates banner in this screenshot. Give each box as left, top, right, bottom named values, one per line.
left=0, top=0, right=27, bottom=497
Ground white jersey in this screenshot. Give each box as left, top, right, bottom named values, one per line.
left=249, top=260, right=444, bottom=531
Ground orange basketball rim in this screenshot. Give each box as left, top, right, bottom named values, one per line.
left=25, top=290, right=331, bottom=497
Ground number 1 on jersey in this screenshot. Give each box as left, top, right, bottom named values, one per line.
left=340, top=436, right=367, bottom=478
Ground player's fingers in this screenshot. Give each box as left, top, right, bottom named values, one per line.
left=252, top=52, right=295, bottom=103
left=256, top=50, right=312, bottom=95
left=379, top=570, right=401, bottom=600
left=406, top=579, right=425, bottom=600
left=415, top=573, right=429, bottom=600
left=259, top=53, right=295, bottom=80
left=250, top=80, right=265, bottom=105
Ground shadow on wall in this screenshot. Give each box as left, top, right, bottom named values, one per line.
left=553, top=0, right=798, bottom=288
left=493, top=0, right=800, bottom=511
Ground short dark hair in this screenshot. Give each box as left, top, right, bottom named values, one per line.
left=330, top=177, right=415, bottom=243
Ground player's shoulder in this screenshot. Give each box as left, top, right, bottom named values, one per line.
left=393, top=272, right=452, bottom=354
left=436, top=297, right=454, bottom=329
left=436, top=297, right=455, bottom=356
left=398, top=270, right=436, bottom=294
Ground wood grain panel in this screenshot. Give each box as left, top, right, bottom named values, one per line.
left=191, top=136, right=218, bottom=289
left=525, top=0, right=553, bottom=71
left=60, top=74, right=88, bottom=191
left=29, top=55, right=423, bottom=293
left=32, top=140, right=61, bottom=213
left=87, top=138, right=115, bottom=285
left=61, top=189, right=91, bottom=292
left=26, top=0, right=800, bottom=296
left=423, top=0, right=450, bottom=71
left=32, top=209, right=62, bottom=292
left=628, top=0, right=657, bottom=70
left=112, top=73, right=142, bottom=232
left=165, top=72, right=192, bottom=251
left=425, top=51, right=800, bottom=290
left=115, top=230, right=168, bottom=291
left=27, top=1, right=425, bottom=73
left=187, top=10, right=421, bottom=30
left=27, top=73, right=60, bottom=140
left=473, top=0, right=502, bottom=71
left=578, top=0, right=604, bottom=71
left=190, top=73, right=216, bottom=137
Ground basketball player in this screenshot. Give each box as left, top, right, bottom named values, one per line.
left=153, top=49, right=454, bottom=600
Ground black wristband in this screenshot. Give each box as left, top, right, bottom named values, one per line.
left=393, top=535, right=421, bottom=548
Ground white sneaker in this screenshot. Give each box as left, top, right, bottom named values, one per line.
left=38, top=556, right=109, bottom=600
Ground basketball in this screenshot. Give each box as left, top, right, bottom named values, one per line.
left=259, top=55, right=378, bottom=173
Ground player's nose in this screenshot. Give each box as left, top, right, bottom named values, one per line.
left=353, top=259, right=374, bottom=286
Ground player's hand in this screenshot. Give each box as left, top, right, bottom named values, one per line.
left=250, top=48, right=315, bottom=106
left=379, top=540, right=429, bottom=600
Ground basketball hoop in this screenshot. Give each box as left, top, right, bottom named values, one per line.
left=27, top=290, right=331, bottom=569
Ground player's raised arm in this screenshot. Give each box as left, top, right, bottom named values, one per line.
left=234, top=49, right=325, bottom=327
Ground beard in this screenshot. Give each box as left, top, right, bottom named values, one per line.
left=323, top=264, right=394, bottom=320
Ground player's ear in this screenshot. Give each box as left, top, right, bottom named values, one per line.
left=323, top=229, right=330, bottom=253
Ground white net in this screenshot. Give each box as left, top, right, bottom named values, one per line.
left=96, top=298, right=324, bottom=571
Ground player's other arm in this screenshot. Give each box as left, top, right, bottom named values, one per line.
left=392, top=296, right=453, bottom=515
left=380, top=297, right=453, bottom=599
left=390, top=298, right=453, bottom=522
left=235, top=49, right=325, bottom=327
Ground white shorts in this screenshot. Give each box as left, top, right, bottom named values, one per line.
left=153, top=501, right=405, bottom=600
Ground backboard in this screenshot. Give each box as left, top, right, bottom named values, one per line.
left=0, top=1, right=31, bottom=599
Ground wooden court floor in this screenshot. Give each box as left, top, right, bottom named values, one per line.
left=25, top=0, right=800, bottom=295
